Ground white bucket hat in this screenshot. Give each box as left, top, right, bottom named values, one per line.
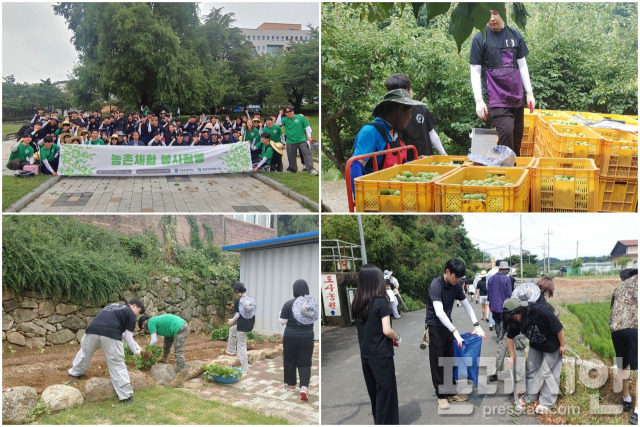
left=511, top=282, right=541, bottom=303
left=292, top=295, right=319, bottom=325
left=239, top=295, right=256, bottom=319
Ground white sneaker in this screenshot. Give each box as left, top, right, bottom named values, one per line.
left=308, top=169, right=318, bottom=176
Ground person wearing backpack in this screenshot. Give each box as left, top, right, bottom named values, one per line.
left=384, top=74, right=447, bottom=160
left=349, top=89, right=423, bottom=196
left=226, top=282, right=256, bottom=373
left=470, top=8, right=535, bottom=156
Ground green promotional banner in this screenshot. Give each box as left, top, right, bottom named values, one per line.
left=58, top=143, right=252, bottom=176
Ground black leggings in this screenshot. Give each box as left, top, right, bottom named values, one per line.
left=283, top=335, right=314, bottom=387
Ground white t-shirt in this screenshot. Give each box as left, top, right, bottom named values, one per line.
left=386, top=289, right=397, bottom=303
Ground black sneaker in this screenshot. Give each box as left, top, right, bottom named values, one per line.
left=68, top=373, right=83, bottom=380
left=489, top=374, right=498, bottom=382
left=489, top=325, right=494, bottom=331
left=630, top=412, right=638, bottom=425
left=623, top=400, right=633, bottom=412
left=121, top=397, right=133, bottom=404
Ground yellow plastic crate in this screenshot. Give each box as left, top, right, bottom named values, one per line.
left=354, top=164, right=460, bottom=212
left=533, top=132, right=546, bottom=158
left=546, top=124, right=603, bottom=164
left=593, top=129, right=638, bottom=178
left=534, top=110, right=571, bottom=119
left=434, top=166, right=530, bottom=212
left=523, top=109, right=536, bottom=142
left=520, top=141, right=534, bottom=157
left=468, top=157, right=535, bottom=168
left=530, top=158, right=600, bottom=212
left=564, top=111, right=605, bottom=123
left=599, top=113, right=638, bottom=126
left=411, top=155, right=471, bottom=166
left=598, top=176, right=638, bottom=212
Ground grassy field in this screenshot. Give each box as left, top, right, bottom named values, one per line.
left=3, top=175, right=52, bottom=210
left=261, top=171, right=319, bottom=207
left=31, top=386, right=291, bottom=425
left=566, top=302, right=616, bottom=362
left=3, top=123, right=25, bottom=135
left=543, top=303, right=631, bottom=425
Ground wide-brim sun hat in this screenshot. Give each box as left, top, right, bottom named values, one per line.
left=372, top=89, right=425, bottom=118
left=498, top=261, right=510, bottom=270
left=69, top=136, right=81, bottom=144
left=479, top=270, right=487, bottom=277
left=292, top=295, right=319, bottom=325
left=511, top=282, right=541, bottom=303
left=270, top=141, right=284, bottom=155
left=239, top=295, right=256, bottom=319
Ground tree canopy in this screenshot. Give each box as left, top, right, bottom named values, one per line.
left=321, top=215, right=482, bottom=301
left=45, top=2, right=318, bottom=114
left=321, top=2, right=638, bottom=176
left=2, top=76, right=71, bottom=118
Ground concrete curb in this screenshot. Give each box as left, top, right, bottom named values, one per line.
left=251, top=173, right=319, bottom=212
left=5, top=175, right=61, bottom=213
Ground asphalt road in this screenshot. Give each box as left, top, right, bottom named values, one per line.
left=321, top=297, right=539, bottom=425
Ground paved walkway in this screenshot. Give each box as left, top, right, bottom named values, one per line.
left=321, top=301, right=539, bottom=425
left=182, top=343, right=319, bottom=425
left=3, top=138, right=313, bottom=212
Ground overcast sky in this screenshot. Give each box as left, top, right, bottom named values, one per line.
left=462, top=213, right=638, bottom=261
left=2, top=2, right=319, bottom=84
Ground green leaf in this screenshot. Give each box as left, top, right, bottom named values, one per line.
left=449, top=3, right=475, bottom=53
left=424, top=2, right=451, bottom=23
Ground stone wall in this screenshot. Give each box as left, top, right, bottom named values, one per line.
left=2, top=276, right=233, bottom=347
left=75, top=215, right=276, bottom=248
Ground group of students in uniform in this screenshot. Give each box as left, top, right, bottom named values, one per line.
left=8, top=106, right=318, bottom=176
left=66, top=279, right=319, bottom=404
left=351, top=260, right=639, bottom=425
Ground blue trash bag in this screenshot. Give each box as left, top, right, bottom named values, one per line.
left=453, top=332, right=483, bottom=387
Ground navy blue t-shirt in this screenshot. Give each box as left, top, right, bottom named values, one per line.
left=85, top=303, right=136, bottom=340
left=234, top=297, right=255, bottom=333
left=425, top=276, right=465, bottom=327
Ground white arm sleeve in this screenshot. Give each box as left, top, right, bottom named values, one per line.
left=231, top=313, right=240, bottom=322
left=470, top=64, right=483, bottom=101
left=160, top=140, right=166, bottom=146
left=42, top=158, right=54, bottom=174
left=461, top=298, right=478, bottom=324
left=122, top=330, right=139, bottom=354
left=149, top=332, right=158, bottom=346
left=10, top=142, right=20, bottom=152
left=517, top=57, right=533, bottom=93
left=433, top=300, right=456, bottom=332
left=305, top=125, right=312, bottom=139
left=429, top=129, right=447, bottom=155
left=276, top=114, right=282, bottom=126
left=256, top=156, right=268, bottom=169
left=279, top=318, right=288, bottom=325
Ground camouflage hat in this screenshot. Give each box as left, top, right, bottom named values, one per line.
left=372, top=89, right=424, bottom=117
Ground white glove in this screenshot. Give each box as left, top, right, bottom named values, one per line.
left=506, top=356, right=515, bottom=369
left=526, top=92, right=535, bottom=113
left=472, top=325, right=487, bottom=339
left=453, top=329, right=464, bottom=347
left=134, top=343, right=141, bottom=354
left=475, top=99, right=488, bottom=120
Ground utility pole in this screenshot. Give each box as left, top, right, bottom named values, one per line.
left=545, top=228, right=553, bottom=274
left=576, top=241, right=579, bottom=261
left=541, top=243, right=546, bottom=274
left=357, top=215, right=367, bottom=265
left=519, top=216, right=523, bottom=279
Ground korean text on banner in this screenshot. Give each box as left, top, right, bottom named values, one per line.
left=321, top=274, right=341, bottom=316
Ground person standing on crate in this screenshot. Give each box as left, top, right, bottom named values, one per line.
left=469, top=8, right=535, bottom=156
left=384, top=73, right=447, bottom=160
left=350, top=89, right=424, bottom=197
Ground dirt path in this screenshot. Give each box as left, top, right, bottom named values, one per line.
left=2, top=333, right=279, bottom=393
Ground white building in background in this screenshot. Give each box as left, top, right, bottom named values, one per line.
left=241, top=23, right=311, bottom=54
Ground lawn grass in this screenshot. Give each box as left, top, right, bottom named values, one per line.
left=3, top=175, right=52, bottom=210
left=260, top=171, right=319, bottom=206
left=3, top=123, right=25, bottom=134
left=306, top=115, right=319, bottom=139
left=31, top=386, right=291, bottom=425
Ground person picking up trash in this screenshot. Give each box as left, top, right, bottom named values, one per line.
left=424, top=258, right=487, bottom=410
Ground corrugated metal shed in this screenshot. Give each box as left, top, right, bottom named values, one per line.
left=223, top=231, right=319, bottom=340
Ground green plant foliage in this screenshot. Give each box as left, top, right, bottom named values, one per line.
left=187, top=215, right=203, bottom=249
left=322, top=215, right=482, bottom=302
left=210, top=324, right=231, bottom=341
left=566, top=302, right=616, bottom=362
left=124, top=344, right=163, bottom=369
left=202, top=364, right=243, bottom=382
left=2, top=76, right=71, bottom=119
left=400, top=294, right=426, bottom=312
left=2, top=216, right=144, bottom=305
left=26, top=398, right=51, bottom=423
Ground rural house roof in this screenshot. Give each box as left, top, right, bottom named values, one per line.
left=256, top=23, right=302, bottom=31
left=610, top=240, right=638, bottom=257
